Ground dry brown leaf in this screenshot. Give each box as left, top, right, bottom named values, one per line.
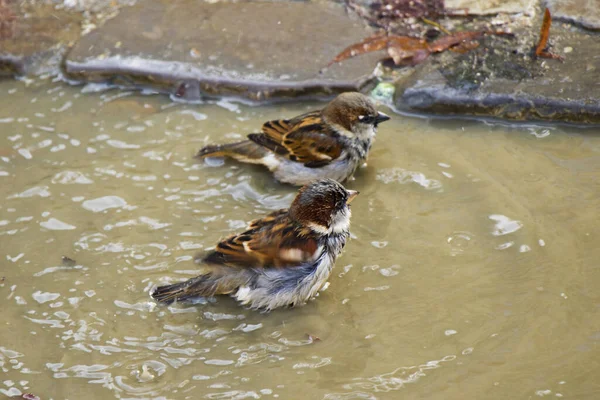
left=535, top=8, right=564, bottom=61
left=327, top=34, right=390, bottom=66
left=328, top=29, right=511, bottom=67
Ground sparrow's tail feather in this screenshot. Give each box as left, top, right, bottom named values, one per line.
left=151, top=273, right=243, bottom=304
left=196, top=140, right=268, bottom=164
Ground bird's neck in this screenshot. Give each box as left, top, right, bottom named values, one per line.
left=323, top=228, right=350, bottom=258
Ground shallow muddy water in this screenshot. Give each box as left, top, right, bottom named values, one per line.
left=1, top=78, right=599, bottom=400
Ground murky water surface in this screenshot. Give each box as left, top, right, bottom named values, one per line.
left=1, top=78, right=599, bottom=400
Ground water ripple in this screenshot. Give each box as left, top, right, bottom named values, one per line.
left=325, top=354, right=458, bottom=398
left=376, top=168, right=443, bottom=191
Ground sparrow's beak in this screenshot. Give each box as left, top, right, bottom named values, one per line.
left=374, top=112, right=390, bottom=125
left=346, top=190, right=359, bottom=204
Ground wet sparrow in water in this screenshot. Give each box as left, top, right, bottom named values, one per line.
left=196, top=92, right=390, bottom=186
left=151, top=179, right=358, bottom=310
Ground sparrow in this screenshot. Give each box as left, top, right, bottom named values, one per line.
left=196, top=92, right=390, bottom=186
left=151, top=179, right=358, bottom=311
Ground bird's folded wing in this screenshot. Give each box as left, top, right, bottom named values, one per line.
left=201, top=210, right=319, bottom=269
left=248, top=111, right=343, bottom=165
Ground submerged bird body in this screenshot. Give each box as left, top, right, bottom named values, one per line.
left=151, top=179, right=358, bottom=310
left=197, top=92, right=390, bottom=185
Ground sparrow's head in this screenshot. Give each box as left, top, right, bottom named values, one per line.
left=322, top=92, right=390, bottom=139
left=289, top=179, right=358, bottom=235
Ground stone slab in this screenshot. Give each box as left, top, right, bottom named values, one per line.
left=545, top=0, right=600, bottom=31
left=0, top=3, right=81, bottom=77
left=64, top=0, right=382, bottom=102
left=394, top=25, right=600, bottom=124
left=446, top=0, right=536, bottom=15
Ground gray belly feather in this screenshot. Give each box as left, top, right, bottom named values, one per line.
left=273, top=156, right=358, bottom=185
left=232, top=233, right=348, bottom=310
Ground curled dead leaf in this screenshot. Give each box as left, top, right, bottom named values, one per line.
left=535, top=8, right=564, bottom=61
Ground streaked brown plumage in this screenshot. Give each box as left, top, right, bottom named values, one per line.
left=196, top=92, right=390, bottom=185
left=151, top=179, right=358, bottom=310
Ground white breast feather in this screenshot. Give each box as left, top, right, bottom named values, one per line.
left=330, top=208, right=351, bottom=234
left=260, top=153, right=280, bottom=170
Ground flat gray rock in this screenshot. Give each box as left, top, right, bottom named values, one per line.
left=446, top=0, right=536, bottom=15
left=544, top=0, right=600, bottom=31
left=0, top=4, right=81, bottom=77
left=394, top=25, right=600, bottom=124
left=64, top=0, right=382, bottom=102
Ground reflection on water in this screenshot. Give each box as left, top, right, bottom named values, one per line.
left=1, top=78, right=599, bottom=399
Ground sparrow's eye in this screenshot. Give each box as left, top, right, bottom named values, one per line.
left=358, top=115, right=375, bottom=124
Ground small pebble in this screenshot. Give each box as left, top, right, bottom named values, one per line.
left=61, top=256, right=77, bottom=267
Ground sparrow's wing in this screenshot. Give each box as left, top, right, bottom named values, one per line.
left=248, top=111, right=343, bottom=167
left=200, top=210, right=320, bottom=269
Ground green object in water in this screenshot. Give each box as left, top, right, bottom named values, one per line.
left=371, top=82, right=395, bottom=103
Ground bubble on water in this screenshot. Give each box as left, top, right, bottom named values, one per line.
left=528, top=128, right=552, bottom=138
left=489, top=215, right=523, bottom=236
left=114, top=300, right=156, bottom=312
left=1, top=388, right=22, bottom=397
left=50, top=144, right=66, bottom=152
left=216, top=99, right=240, bottom=113
left=178, top=241, right=202, bottom=250
left=376, top=168, right=443, bottom=191
left=364, top=286, right=389, bottom=291
left=139, top=216, right=170, bottom=230
left=519, top=244, right=531, bottom=253
left=52, top=171, right=93, bottom=185
left=228, top=220, right=247, bottom=230
left=51, top=101, right=72, bottom=113
left=203, top=312, right=245, bottom=321
left=379, top=265, right=400, bottom=277
left=293, top=357, right=332, bottom=370
left=447, top=231, right=473, bottom=256
left=37, top=139, right=52, bottom=149
left=82, top=196, right=128, bottom=212
left=535, top=389, right=553, bottom=396
left=106, top=139, right=140, bottom=149
left=9, top=186, right=51, bottom=198
left=234, top=323, right=263, bottom=333
left=32, top=291, right=60, bottom=304
left=81, top=82, right=113, bottom=93
left=179, top=109, right=208, bottom=121
left=126, top=125, right=146, bottom=132
left=371, top=241, right=388, bottom=248
left=495, top=241, right=514, bottom=250
left=40, top=218, right=76, bottom=231
left=18, top=149, right=32, bottom=159
left=205, top=359, right=235, bottom=366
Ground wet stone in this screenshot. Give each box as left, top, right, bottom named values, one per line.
left=544, top=0, right=600, bottom=31
left=394, top=25, right=600, bottom=124
left=0, top=3, right=82, bottom=77
left=64, top=0, right=381, bottom=102
left=446, top=0, right=536, bottom=15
